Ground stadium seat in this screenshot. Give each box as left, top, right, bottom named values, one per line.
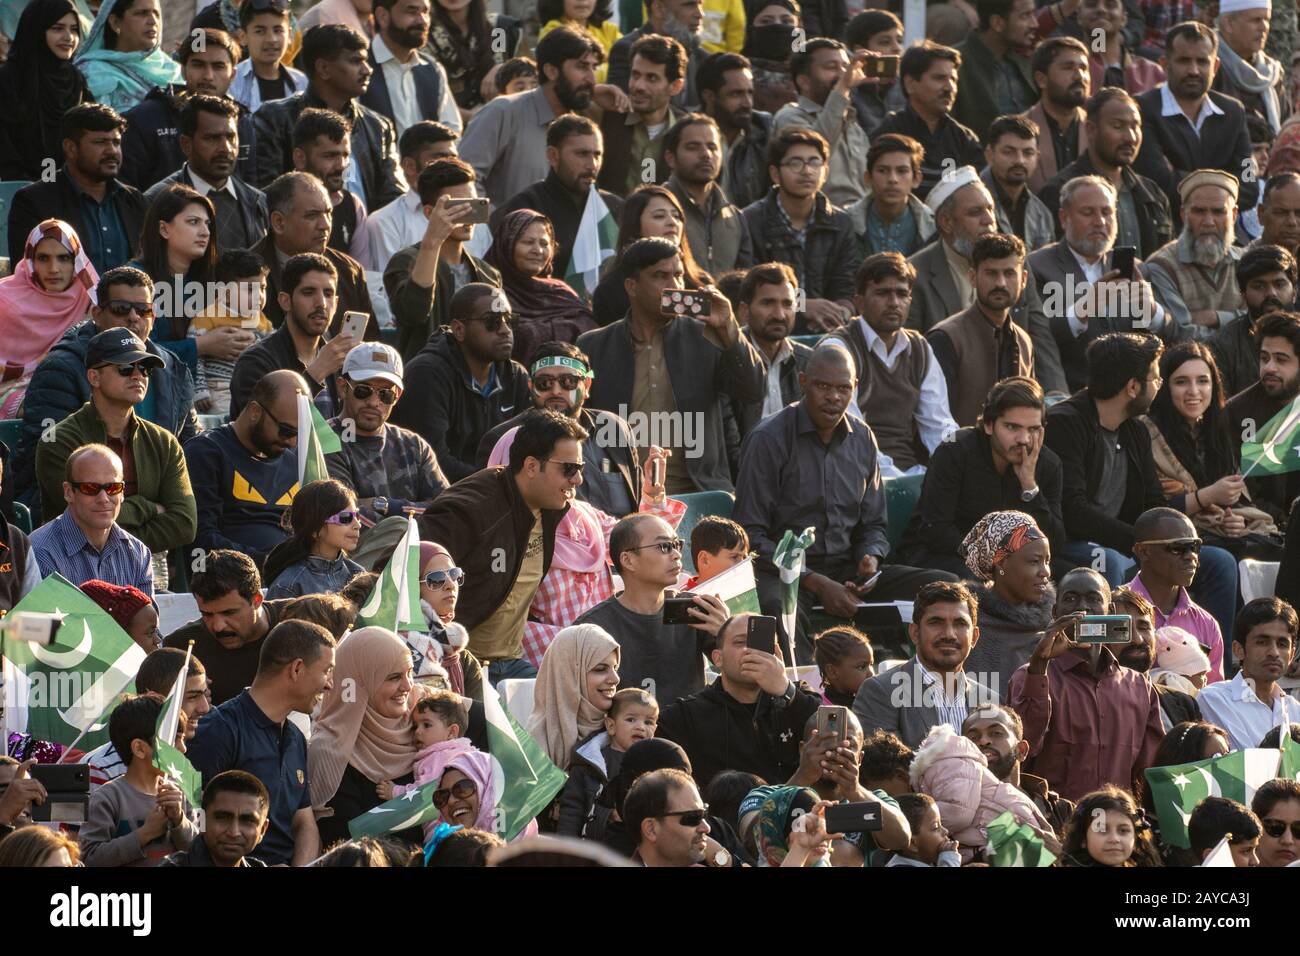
left=11, top=502, right=30, bottom=534
left=500, top=678, right=536, bottom=727
left=884, top=473, right=924, bottom=553
left=1239, top=559, right=1280, bottom=603
left=0, top=418, right=21, bottom=452
left=0, top=181, right=32, bottom=266
left=790, top=334, right=821, bottom=348
left=674, top=490, right=735, bottom=574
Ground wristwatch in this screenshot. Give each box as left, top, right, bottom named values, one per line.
left=373, top=496, right=389, bottom=517
left=1020, top=486, right=1040, bottom=502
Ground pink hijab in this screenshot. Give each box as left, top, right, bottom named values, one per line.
left=488, top=425, right=607, bottom=574
left=440, top=748, right=539, bottom=842
left=0, top=220, right=98, bottom=366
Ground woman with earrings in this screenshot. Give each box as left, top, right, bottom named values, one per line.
left=263, top=479, right=365, bottom=599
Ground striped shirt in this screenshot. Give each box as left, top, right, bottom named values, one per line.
left=916, top=660, right=969, bottom=733
left=30, top=512, right=154, bottom=597
left=80, top=740, right=127, bottom=790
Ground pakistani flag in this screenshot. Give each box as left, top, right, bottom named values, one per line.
left=686, top=555, right=761, bottom=615
left=1280, top=731, right=1300, bottom=780
left=1200, top=835, right=1236, bottom=867
left=482, top=681, right=566, bottom=841
left=355, top=516, right=425, bottom=633
left=563, top=185, right=618, bottom=300
left=1242, top=394, right=1300, bottom=477
left=987, top=810, right=1056, bottom=867
left=773, top=527, right=816, bottom=648
left=296, top=392, right=343, bottom=487
left=1144, top=748, right=1281, bottom=849
left=0, top=574, right=147, bottom=750
left=349, top=779, right=441, bottom=839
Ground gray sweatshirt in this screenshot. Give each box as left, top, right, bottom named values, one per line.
left=79, top=775, right=196, bottom=867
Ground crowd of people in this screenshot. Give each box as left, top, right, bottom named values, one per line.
left=1, top=0, right=1300, bottom=870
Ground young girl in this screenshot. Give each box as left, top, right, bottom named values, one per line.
left=1060, top=785, right=1163, bottom=867
left=537, top=0, right=620, bottom=81
left=263, top=479, right=365, bottom=600
left=812, top=625, right=875, bottom=706
left=377, top=690, right=476, bottom=841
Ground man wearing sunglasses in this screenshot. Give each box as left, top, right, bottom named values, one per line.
left=14, top=267, right=198, bottom=521
left=391, top=283, right=531, bottom=483
left=477, top=341, right=643, bottom=518
left=1198, top=596, right=1300, bottom=750
left=325, top=343, right=448, bottom=566
left=1127, top=508, right=1225, bottom=684
left=34, top=330, right=197, bottom=582
left=623, top=768, right=713, bottom=867
left=30, top=444, right=154, bottom=597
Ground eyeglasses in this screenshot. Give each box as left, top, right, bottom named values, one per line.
left=628, top=538, right=685, bottom=555
left=105, top=300, right=154, bottom=319
left=779, top=157, right=825, bottom=172
left=1261, top=819, right=1300, bottom=840
left=324, top=510, right=359, bottom=526
left=253, top=400, right=298, bottom=439
left=70, top=481, right=125, bottom=497
left=424, top=567, right=465, bottom=589
left=659, top=805, right=709, bottom=827
left=475, top=312, right=516, bottom=333
left=349, top=383, right=398, bottom=405
left=543, top=459, right=583, bottom=479
left=95, top=363, right=148, bottom=378
left=533, top=374, right=582, bottom=392
left=1137, top=537, right=1202, bottom=556
left=432, top=778, right=477, bottom=809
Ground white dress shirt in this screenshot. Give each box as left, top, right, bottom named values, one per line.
left=372, top=34, right=462, bottom=135
left=359, top=189, right=427, bottom=273
left=1159, top=83, right=1225, bottom=137
left=1196, top=670, right=1300, bottom=751
left=760, top=337, right=794, bottom=420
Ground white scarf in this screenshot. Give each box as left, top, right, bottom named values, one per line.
left=1217, top=35, right=1284, bottom=134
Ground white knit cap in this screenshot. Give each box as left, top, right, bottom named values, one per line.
left=1155, top=626, right=1212, bottom=676
left=925, top=165, right=982, bottom=213
left=1220, top=0, right=1270, bottom=14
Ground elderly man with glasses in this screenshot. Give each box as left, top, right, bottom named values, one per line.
left=35, top=329, right=196, bottom=592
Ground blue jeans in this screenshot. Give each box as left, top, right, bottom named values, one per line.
left=1059, top=541, right=1136, bottom=587
left=487, top=657, right=538, bottom=686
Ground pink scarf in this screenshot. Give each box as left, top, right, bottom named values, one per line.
left=0, top=220, right=98, bottom=367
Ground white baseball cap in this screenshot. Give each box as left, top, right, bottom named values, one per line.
left=342, top=342, right=404, bottom=388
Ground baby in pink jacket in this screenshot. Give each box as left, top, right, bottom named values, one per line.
left=909, top=723, right=1054, bottom=859
left=377, top=690, right=477, bottom=842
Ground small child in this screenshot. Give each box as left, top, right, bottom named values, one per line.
left=79, top=693, right=197, bottom=867
left=377, top=691, right=475, bottom=841
left=495, top=57, right=538, bottom=96
left=886, top=793, right=961, bottom=867
left=1060, top=786, right=1163, bottom=867
left=1190, top=796, right=1262, bottom=867
left=812, top=625, right=875, bottom=706
left=189, top=249, right=273, bottom=415
left=557, top=688, right=658, bottom=837
left=232, top=0, right=308, bottom=111
left=687, top=516, right=749, bottom=589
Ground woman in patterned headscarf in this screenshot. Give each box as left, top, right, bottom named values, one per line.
left=961, top=510, right=1056, bottom=699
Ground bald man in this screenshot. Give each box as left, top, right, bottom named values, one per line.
left=29, top=443, right=154, bottom=596
left=734, top=345, right=957, bottom=662
left=184, top=370, right=311, bottom=568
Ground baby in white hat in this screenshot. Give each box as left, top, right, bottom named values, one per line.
left=1150, top=625, right=1212, bottom=696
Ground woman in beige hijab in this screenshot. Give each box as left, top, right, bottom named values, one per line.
left=526, top=624, right=621, bottom=771
left=309, top=626, right=431, bottom=849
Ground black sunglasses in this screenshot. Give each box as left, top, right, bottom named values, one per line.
left=660, top=806, right=709, bottom=827
left=105, top=300, right=154, bottom=319
left=349, top=383, right=398, bottom=405
left=533, top=373, right=582, bottom=392
left=96, top=363, right=148, bottom=378
left=475, top=312, right=515, bottom=333
left=1161, top=540, right=1202, bottom=557
left=253, top=400, right=298, bottom=439
left=543, top=459, right=582, bottom=478
left=71, top=481, right=125, bottom=497
left=1262, top=819, right=1300, bottom=840
left=432, top=778, right=477, bottom=809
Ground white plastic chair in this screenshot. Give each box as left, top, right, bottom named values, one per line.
left=1239, top=559, right=1280, bottom=603
left=499, top=678, right=536, bottom=727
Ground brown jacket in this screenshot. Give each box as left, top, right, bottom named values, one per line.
left=926, top=304, right=1034, bottom=427
left=1025, top=102, right=1090, bottom=194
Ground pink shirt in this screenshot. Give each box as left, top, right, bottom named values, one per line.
left=1128, top=573, right=1224, bottom=682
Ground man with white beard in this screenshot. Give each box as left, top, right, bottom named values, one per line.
left=1145, top=170, right=1246, bottom=343
left=1028, top=175, right=1165, bottom=391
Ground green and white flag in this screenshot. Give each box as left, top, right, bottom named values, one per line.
left=482, top=681, right=567, bottom=841
left=1242, top=394, right=1300, bottom=477
left=296, top=392, right=343, bottom=487
left=349, top=779, right=441, bottom=839
left=563, top=185, right=618, bottom=300
left=687, top=555, right=761, bottom=615
left=1200, top=835, right=1236, bottom=867
left=773, top=527, right=816, bottom=657
left=1280, top=731, right=1300, bottom=780
left=1144, top=748, right=1281, bottom=849
left=355, top=516, right=425, bottom=633
left=0, top=574, right=147, bottom=750
left=987, top=810, right=1056, bottom=867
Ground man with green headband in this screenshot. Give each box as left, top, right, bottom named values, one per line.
left=476, top=341, right=643, bottom=517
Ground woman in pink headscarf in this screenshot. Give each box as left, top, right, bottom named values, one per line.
left=434, top=748, right=539, bottom=842
left=487, top=429, right=685, bottom=668
left=0, top=219, right=98, bottom=417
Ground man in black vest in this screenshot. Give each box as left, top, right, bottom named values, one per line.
left=363, top=0, right=459, bottom=137
left=291, top=108, right=367, bottom=259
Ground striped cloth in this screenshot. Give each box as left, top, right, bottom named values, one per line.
left=30, top=512, right=154, bottom=598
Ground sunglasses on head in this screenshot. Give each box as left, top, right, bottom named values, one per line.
left=105, top=300, right=154, bottom=319
left=71, top=481, right=125, bottom=497
left=349, top=382, right=398, bottom=405
left=1262, top=819, right=1300, bottom=840
left=533, top=373, right=582, bottom=392
left=424, top=567, right=465, bottom=588
left=253, top=400, right=298, bottom=439
left=543, top=459, right=582, bottom=478
left=475, top=312, right=515, bottom=333
left=432, top=778, right=477, bottom=809
left=325, top=510, right=359, bottom=526
left=96, top=363, right=148, bottom=378
left=660, top=805, right=709, bottom=828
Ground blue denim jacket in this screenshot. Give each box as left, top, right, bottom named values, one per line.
left=266, top=553, right=364, bottom=600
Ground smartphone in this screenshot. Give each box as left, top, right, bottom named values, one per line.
left=662, top=595, right=698, bottom=625
left=341, top=310, right=369, bottom=341
left=825, top=800, right=884, bottom=833
left=1073, top=614, right=1133, bottom=644
left=816, top=705, right=849, bottom=748
left=746, top=614, right=779, bottom=653
left=660, top=289, right=711, bottom=318
left=864, top=54, right=899, bottom=79
left=453, top=197, right=491, bottom=224
left=28, top=764, right=89, bottom=823
left=1112, top=246, right=1137, bottom=281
